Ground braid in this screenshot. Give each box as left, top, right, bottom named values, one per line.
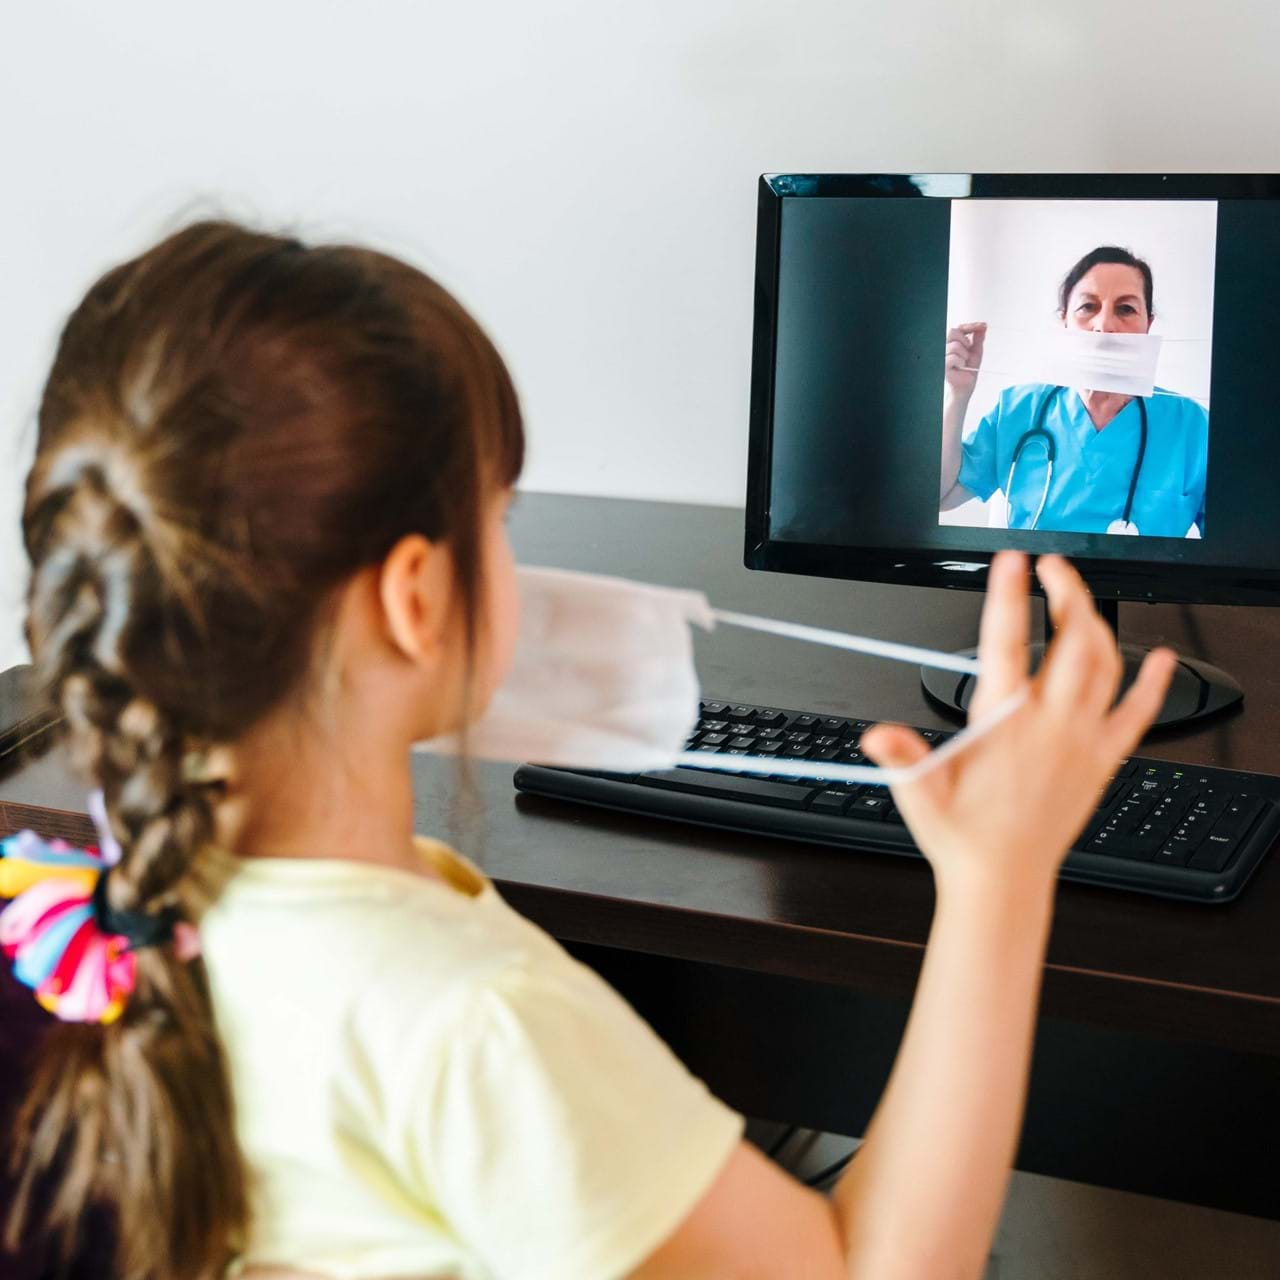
left=11, top=439, right=246, bottom=1275
left=26, top=449, right=216, bottom=909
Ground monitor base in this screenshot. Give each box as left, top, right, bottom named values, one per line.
left=921, top=642, right=1243, bottom=730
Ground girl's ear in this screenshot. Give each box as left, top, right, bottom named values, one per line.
left=378, top=533, right=456, bottom=666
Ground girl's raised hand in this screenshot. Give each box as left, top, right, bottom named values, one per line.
left=861, top=551, right=1176, bottom=896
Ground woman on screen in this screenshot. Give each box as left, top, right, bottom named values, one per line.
left=938, top=246, right=1209, bottom=538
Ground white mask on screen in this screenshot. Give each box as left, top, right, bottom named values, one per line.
left=1043, top=329, right=1163, bottom=397
left=413, top=566, right=1026, bottom=787
left=971, top=326, right=1165, bottom=398
left=962, top=325, right=1172, bottom=394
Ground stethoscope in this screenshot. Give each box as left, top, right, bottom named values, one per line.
left=1005, top=385, right=1148, bottom=535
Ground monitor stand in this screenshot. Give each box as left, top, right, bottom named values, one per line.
left=919, top=599, right=1243, bottom=730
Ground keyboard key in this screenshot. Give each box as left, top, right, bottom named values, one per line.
left=810, top=789, right=857, bottom=815
left=1189, top=831, right=1241, bottom=873
left=756, top=727, right=784, bottom=740
left=700, top=733, right=728, bottom=746
left=884, top=807, right=906, bottom=824
left=785, top=730, right=812, bottom=744
left=637, top=769, right=816, bottom=809
left=727, top=705, right=756, bottom=721
left=1159, top=829, right=1206, bottom=862
left=729, top=736, right=756, bottom=750
left=1151, top=843, right=1194, bottom=868
left=1110, top=800, right=1153, bottom=829
left=1190, top=790, right=1232, bottom=820
left=700, top=719, right=728, bottom=733
left=813, top=734, right=842, bottom=748
left=701, top=702, right=728, bottom=717
left=782, top=743, right=813, bottom=759
left=751, top=741, right=783, bottom=756
left=791, top=714, right=819, bottom=729
left=849, top=794, right=891, bottom=819
left=752, top=709, right=785, bottom=726
left=1149, top=799, right=1189, bottom=826
left=812, top=747, right=840, bottom=761
left=1087, top=830, right=1156, bottom=860
left=819, top=717, right=850, bottom=734
left=1215, top=795, right=1265, bottom=835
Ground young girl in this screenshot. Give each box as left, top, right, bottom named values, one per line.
left=4, top=220, right=1174, bottom=1279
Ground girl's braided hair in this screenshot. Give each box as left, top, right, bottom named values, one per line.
left=10, top=220, right=523, bottom=1276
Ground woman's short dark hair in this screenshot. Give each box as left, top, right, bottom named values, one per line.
left=1059, top=245, right=1154, bottom=318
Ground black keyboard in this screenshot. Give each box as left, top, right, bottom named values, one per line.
left=513, top=697, right=1280, bottom=904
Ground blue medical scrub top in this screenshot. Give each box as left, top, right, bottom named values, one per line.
left=957, top=383, right=1208, bottom=537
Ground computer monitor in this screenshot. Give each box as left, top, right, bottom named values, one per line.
left=744, top=173, right=1280, bottom=727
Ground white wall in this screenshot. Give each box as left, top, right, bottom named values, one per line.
left=4, top=0, right=1280, bottom=670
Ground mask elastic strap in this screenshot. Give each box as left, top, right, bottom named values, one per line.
left=710, top=610, right=981, bottom=676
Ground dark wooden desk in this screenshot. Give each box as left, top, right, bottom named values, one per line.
left=3, top=493, right=1279, bottom=1224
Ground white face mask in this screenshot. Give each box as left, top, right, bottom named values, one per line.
left=414, top=567, right=1025, bottom=788
left=418, top=567, right=712, bottom=772
left=1042, top=328, right=1163, bottom=397
left=961, top=325, right=1165, bottom=398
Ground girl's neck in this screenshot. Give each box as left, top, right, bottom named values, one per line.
left=217, top=714, right=431, bottom=880
left=1080, top=389, right=1131, bottom=431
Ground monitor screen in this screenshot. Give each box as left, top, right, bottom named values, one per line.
left=746, top=174, right=1280, bottom=605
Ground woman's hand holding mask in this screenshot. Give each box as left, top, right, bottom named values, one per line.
left=861, top=551, right=1176, bottom=898
left=943, top=320, right=987, bottom=401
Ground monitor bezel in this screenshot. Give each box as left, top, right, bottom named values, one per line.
left=744, top=172, right=1280, bottom=606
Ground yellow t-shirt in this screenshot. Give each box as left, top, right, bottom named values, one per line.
left=200, top=837, right=743, bottom=1279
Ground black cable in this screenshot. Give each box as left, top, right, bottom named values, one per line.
left=805, top=1145, right=860, bottom=1188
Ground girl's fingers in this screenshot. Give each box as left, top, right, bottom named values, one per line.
left=1035, top=556, right=1119, bottom=714
left=862, top=723, right=931, bottom=770
left=971, top=551, right=1030, bottom=715
left=862, top=724, right=948, bottom=814
left=1102, top=648, right=1178, bottom=758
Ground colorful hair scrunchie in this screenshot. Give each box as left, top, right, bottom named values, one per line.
left=0, top=794, right=179, bottom=1025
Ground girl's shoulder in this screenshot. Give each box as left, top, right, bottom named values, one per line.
left=198, top=836, right=558, bottom=1045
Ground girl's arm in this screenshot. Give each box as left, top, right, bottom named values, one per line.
left=632, top=552, right=1174, bottom=1279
